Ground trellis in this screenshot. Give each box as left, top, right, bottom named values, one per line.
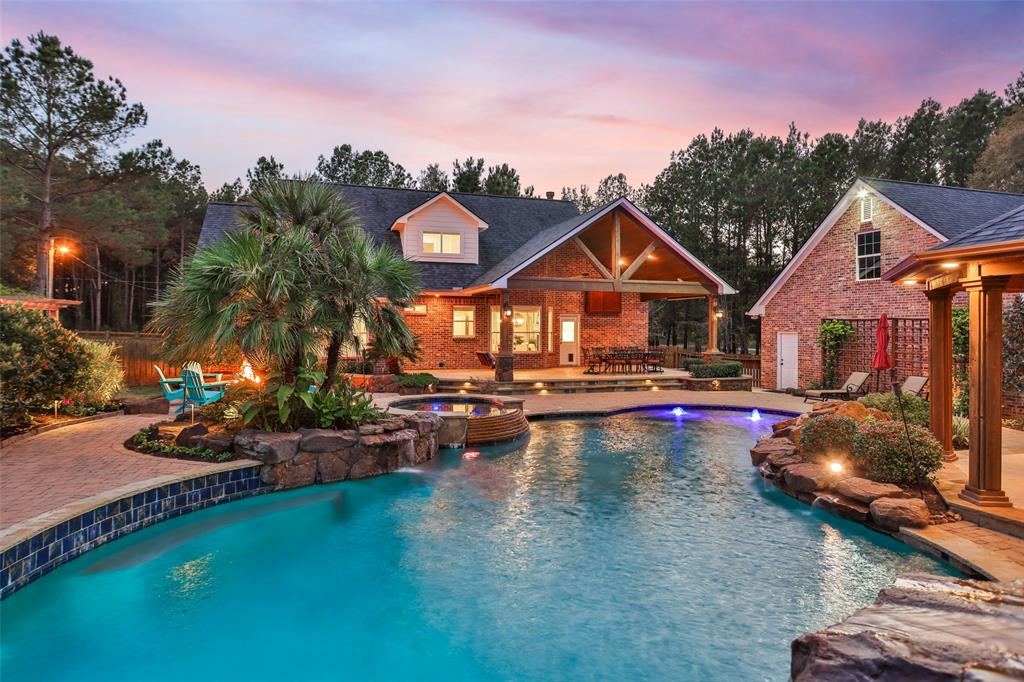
left=830, top=317, right=929, bottom=392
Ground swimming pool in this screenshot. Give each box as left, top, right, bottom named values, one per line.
left=0, top=408, right=953, bottom=681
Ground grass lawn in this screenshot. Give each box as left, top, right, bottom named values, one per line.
left=118, top=385, right=164, bottom=400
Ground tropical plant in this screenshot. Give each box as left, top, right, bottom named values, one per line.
left=309, top=380, right=380, bottom=429
left=149, top=179, right=420, bottom=392
left=130, top=427, right=230, bottom=462
left=0, top=305, right=89, bottom=430
left=852, top=420, right=943, bottom=485
left=859, top=391, right=930, bottom=428
left=817, top=319, right=855, bottom=388
left=74, top=339, right=125, bottom=406
left=798, top=414, right=858, bottom=460
left=689, top=360, right=743, bottom=378
left=238, top=367, right=322, bottom=432
left=952, top=415, right=971, bottom=449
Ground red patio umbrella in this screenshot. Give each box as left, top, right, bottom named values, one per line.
left=872, top=313, right=893, bottom=391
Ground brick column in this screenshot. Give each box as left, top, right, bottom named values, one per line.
left=960, top=275, right=1011, bottom=507
left=925, top=287, right=955, bottom=461
left=496, top=291, right=514, bottom=382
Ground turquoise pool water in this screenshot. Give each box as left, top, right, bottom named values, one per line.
left=0, top=409, right=953, bottom=681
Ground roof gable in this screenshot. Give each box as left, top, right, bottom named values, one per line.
left=390, top=192, right=488, bottom=232
left=747, top=178, right=1024, bottom=316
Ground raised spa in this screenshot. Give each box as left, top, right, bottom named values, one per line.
left=387, top=395, right=529, bottom=446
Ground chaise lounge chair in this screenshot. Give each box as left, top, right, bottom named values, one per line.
left=901, top=375, right=928, bottom=397
left=803, top=371, right=869, bottom=403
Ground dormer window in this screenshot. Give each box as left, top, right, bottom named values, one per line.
left=423, top=232, right=461, bottom=255
left=860, top=195, right=873, bottom=223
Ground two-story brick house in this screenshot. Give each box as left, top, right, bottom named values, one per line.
left=199, top=184, right=734, bottom=380
left=748, top=178, right=1024, bottom=390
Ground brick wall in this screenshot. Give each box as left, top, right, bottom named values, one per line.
left=760, top=197, right=944, bottom=389
left=403, top=239, right=649, bottom=370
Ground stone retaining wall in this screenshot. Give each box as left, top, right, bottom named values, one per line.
left=233, top=412, right=443, bottom=490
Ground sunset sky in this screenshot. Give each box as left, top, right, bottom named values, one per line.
left=3, top=1, right=1022, bottom=192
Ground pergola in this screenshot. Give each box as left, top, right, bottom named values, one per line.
left=885, top=204, right=1024, bottom=507
left=0, top=295, right=81, bottom=323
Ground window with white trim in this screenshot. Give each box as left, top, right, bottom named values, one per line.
left=547, top=308, right=553, bottom=352
left=340, top=317, right=369, bottom=356
left=856, top=230, right=881, bottom=280
left=452, top=306, right=475, bottom=337
left=860, top=196, right=873, bottom=223
left=402, top=303, right=427, bottom=315
left=422, top=232, right=461, bottom=255
left=490, top=306, right=541, bottom=352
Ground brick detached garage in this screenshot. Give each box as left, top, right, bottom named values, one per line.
left=199, top=183, right=735, bottom=380
left=747, top=178, right=1024, bottom=391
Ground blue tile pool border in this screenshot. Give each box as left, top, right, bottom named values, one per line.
left=0, top=464, right=271, bottom=599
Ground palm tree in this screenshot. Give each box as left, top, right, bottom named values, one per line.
left=149, top=178, right=419, bottom=391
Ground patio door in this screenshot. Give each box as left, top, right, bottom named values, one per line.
left=777, top=332, right=798, bottom=390
left=559, top=315, right=580, bottom=365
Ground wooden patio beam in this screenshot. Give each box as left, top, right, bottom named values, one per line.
left=620, top=241, right=657, bottom=281
left=572, top=237, right=614, bottom=280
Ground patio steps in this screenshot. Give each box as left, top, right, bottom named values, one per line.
left=438, top=376, right=690, bottom=396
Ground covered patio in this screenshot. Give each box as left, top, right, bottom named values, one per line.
left=886, top=205, right=1024, bottom=507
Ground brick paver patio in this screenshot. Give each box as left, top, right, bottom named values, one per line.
left=0, top=411, right=212, bottom=530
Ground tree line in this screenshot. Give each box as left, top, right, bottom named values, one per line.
left=2, top=31, right=1021, bottom=345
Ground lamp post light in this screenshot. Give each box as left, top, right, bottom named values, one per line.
left=47, top=239, right=72, bottom=299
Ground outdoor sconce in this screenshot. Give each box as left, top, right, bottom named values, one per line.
left=715, top=308, right=724, bottom=319
left=503, top=304, right=513, bottom=318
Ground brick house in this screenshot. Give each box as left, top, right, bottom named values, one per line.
left=748, top=178, right=1024, bottom=391
left=199, top=184, right=734, bottom=379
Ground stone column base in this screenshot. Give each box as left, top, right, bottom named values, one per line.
left=496, top=354, right=514, bottom=382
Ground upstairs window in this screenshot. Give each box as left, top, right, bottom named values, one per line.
left=860, top=196, right=873, bottom=223
left=423, top=232, right=461, bottom=255
left=856, top=230, right=881, bottom=280
left=453, top=306, right=475, bottom=337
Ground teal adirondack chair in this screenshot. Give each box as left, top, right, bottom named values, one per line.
left=153, top=365, right=184, bottom=402
left=177, top=369, right=225, bottom=413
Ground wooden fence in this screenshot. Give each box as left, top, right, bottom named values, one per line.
left=77, top=331, right=172, bottom=386
left=658, top=346, right=762, bottom=388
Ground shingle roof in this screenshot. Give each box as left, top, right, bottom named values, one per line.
left=197, top=184, right=580, bottom=290
left=863, top=178, right=1024, bottom=240
left=930, top=203, right=1024, bottom=251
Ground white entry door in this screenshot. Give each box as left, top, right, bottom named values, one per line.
left=559, top=315, right=580, bottom=365
left=777, top=332, right=798, bottom=390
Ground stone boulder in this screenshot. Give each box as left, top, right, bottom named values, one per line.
left=811, top=492, right=870, bottom=523
left=171, top=422, right=208, bottom=446
left=403, top=412, right=444, bottom=436
left=233, top=430, right=302, bottom=464
left=792, top=573, right=1024, bottom=681
left=261, top=451, right=317, bottom=490
left=784, top=462, right=832, bottom=493
left=194, top=432, right=234, bottom=454
left=297, top=428, right=358, bottom=453
left=869, top=497, right=930, bottom=531
left=750, top=436, right=797, bottom=466
left=832, top=477, right=908, bottom=504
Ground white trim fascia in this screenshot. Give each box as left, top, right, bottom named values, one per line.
left=491, top=198, right=737, bottom=295
left=746, top=179, right=947, bottom=317
left=390, top=192, right=488, bottom=231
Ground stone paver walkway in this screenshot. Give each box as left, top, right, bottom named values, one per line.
left=0, top=411, right=213, bottom=530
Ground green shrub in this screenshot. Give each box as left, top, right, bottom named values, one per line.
left=0, top=306, right=89, bottom=431
left=952, top=415, right=970, bottom=449
left=798, top=414, right=858, bottom=459
left=690, top=360, right=743, bottom=378
left=397, top=372, right=438, bottom=389
left=308, top=380, right=381, bottom=429
left=859, top=392, right=930, bottom=427
left=74, top=340, right=125, bottom=406
left=852, top=420, right=943, bottom=485
left=683, top=358, right=706, bottom=371
left=817, top=319, right=855, bottom=388
left=130, top=427, right=230, bottom=462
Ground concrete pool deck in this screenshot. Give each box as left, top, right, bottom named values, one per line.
left=3, top=389, right=1024, bottom=583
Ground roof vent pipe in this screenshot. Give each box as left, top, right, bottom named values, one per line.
left=545, top=191, right=555, bottom=200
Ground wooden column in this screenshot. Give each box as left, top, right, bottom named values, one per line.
left=496, top=291, right=515, bottom=382
left=925, top=287, right=955, bottom=460
left=960, top=275, right=1011, bottom=507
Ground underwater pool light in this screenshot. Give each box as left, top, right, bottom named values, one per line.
left=749, top=409, right=762, bottom=422
left=672, top=407, right=686, bottom=417
left=462, top=450, right=481, bottom=460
